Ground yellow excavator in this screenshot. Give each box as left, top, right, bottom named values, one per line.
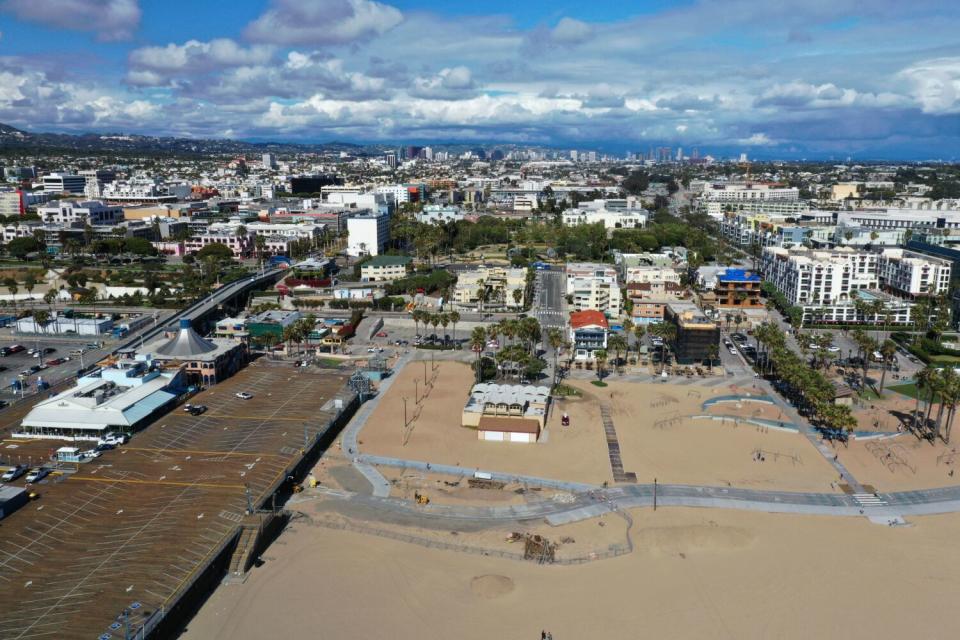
left=414, top=491, right=430, bottom=505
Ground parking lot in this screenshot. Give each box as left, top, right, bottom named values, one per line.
left=0, top=360, right=353, bottom=639
left=0, top=336, right=112, bottom=404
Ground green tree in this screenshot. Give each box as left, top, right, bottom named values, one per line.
left=4, top=277, right=18, bottom=312
left=195, top=242, right=234, bottom=261
left=594, top=349, right=608, bottom=381
left=6, top=237, right=40, bottom=259
left=470, top=326, right=487, bottom=383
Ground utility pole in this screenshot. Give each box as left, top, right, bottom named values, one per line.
left=414, top=379, right=419, bottom=404
left=403, top=397, right=408, bottom=427
left=653, top=477, right=657, bottom=511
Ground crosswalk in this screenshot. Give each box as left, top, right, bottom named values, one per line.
left=853, top=493, right=888, bottom=508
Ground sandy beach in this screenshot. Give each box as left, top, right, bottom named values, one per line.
left=183, top=507, right=960, bottom=640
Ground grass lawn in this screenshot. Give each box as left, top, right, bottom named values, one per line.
left=888, top=382, right=921, bottom=399
left=590, top=380, right=608, bottom=387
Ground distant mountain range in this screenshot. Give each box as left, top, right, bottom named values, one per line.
left=0, top=122, right=366, bottom=157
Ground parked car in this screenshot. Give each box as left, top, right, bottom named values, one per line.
left=32, top=348, right=55, bottom=358
left=81, top=449, right=102, bottom=459
left=25, top=468, right=51, bottom=483
left=188, top=405, right=207, bottom=416
left=2, top=464, right=28, bottom=481
left=366, top=347, right=377, bottom=353
left=95, top=442, right=115, bottom=452
left=98, top=433, right=128, bottom=446
left=235, top=392, right=253, bottom=400
left=376, top=331, right=388, bottom=337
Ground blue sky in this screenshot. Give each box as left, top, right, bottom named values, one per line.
left=0, top=0, right=959, bottom=159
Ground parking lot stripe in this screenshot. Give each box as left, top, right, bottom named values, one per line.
left=69, top=476, right=245, bottom=490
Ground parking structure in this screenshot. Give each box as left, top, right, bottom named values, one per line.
left=0, top=360, right=352, bottom=640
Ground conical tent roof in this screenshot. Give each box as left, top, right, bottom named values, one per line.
left=156, top=319, right=217, bottom=357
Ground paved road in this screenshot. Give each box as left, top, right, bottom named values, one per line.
left=534, top=268, right=566, bottom=332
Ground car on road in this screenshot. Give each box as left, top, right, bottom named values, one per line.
left=86, top=343, right=101, bottom=350
left=46, top=358, right=65, bottom=366
left=235, top=391, right=253, bottom=400
left=2, top=464, right=28, bottom=481
left=32, top=348, right=55, bottom=358
left=25, top=467, right=51, bottom=483
left=728, top=347, right=738, bottom=355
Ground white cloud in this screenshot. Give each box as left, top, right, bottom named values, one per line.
left=550, top=18, right=593, bottom=45
left=738, top=133, right=776, bottom=146
left=899, top=57, right=960, bottom=114
left=245, top=0, right=402, bottom=46
left=410, top=66, right=477, bottom=100
left=129, top=39, right=274, bottom=79
left=0, top=0, right=140, bottom=41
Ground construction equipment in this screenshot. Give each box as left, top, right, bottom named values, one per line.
left=414, top=492, right=430, bottom=505
left=291, top=484, right=304, bottom=494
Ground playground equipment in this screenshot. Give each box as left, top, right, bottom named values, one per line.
left=750, top=448, right=803, bottom=465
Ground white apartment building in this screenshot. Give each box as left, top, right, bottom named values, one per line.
left=565, top=263, right=619, bottom=293
left=624, top=266, right=682, bottom=286
left=375, top=185, right=411, bottom=204
left=568, top=277, right=623, bottom=317
left=699, top=183, right=800, bottom=219
left=513, top=195, right=539, bottom=212
left=877, top=249, right=951, bottom=298
left=452, top=266, right=526, bottom=310
left=346, top=212, right=389, bottom=257
left=417, top=205, right=464, bottom=224
left=38, top=200, right=124, bottom=226
left=562, top=197, right=648, bottom=229
left=836, top=208, right=960, bottom=231
left=40, top=173, right=86, bottom=195
left=101, top=178, right=176, bottom=204
left=1, top=220, right=43, bottom=243
left=207, top=221, right=324, bottom=242
left=761, top=246, right=878, bottom=306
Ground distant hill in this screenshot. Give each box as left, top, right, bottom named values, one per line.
left=0, top=122, right=367, bottom=157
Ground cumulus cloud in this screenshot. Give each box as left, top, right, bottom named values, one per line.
left=550, top=18, right=593, bottom=45
left=0, top=0, right=140, bottom=41
left=738, top=133, right=776, bottom=146
left=127, top=39, right=275, bottom=85
left=245, top=0, right=402, bottom=46
left=410, top=66, right=477, bottom=100
left=656, top=93, right=720, bottom=112
left=899, top=57, right=960, bottom=114
left=523, top=17, right=594, bottom=55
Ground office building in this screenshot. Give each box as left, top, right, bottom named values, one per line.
left=346, top=211, right=389, bottom=257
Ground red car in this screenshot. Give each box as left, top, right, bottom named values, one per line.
left=376, top=331, right=388, bottom=337
left=46, top=358, right=64, bottom=366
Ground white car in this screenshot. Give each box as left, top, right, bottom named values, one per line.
left=98, top=433, right=129, bottom=446
left=2, top=464, right=28, bottom=482
left=235, top=392, right=253, bottom=400
left=81, top=449, right=102, bottom=459
left=25, top=467, right=50, bottom=483
left=827, top=345, right=841, bottom=353
left=728, top=347, right=737, bottom=355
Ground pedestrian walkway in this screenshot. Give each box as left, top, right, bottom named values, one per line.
left=599, top=404, right=636, bottom=483
left=853, top=493, right=888, bottom=508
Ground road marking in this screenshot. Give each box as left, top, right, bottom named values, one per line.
left=122, top=447, right=281, bottom=457
left=69, top=476, right=245, bottom=490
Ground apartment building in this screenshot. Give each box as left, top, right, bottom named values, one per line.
left=561, top=197, right=648, bottom=229
left=40, top=173, right=86, bottom=195
left=568, top=277, right=623, bottom=317
left=361, top=255, right=413, bottom=282
left=665, top=302, right=720, bottom=364
left=184, top=231, right=253, bottom=258
left=451, top=266, right=526, bottom=311
left=569, top=310, right=609, bottom=362
left=38, top=200, right=124, bottom=226
left=0, top=189, right=25, bottom=217
left=346, top=212, right=389, bottom=257
left=877, top=248, right=951, bottom=298
left=714, top=269, right=763, bottom=308
left=760, top=246, right=878, bottom=306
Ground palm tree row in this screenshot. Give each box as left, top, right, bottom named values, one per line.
left=753, top=321, right=858, bottom=438
left=280, top=314, right=319, bottom=353
left=411, top=309, right=461, bottom=344
left=913, top=366, right=960, bottom=444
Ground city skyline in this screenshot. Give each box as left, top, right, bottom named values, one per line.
left=0, top=0, right=958, bottom=159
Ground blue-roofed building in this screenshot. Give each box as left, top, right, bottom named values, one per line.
left=16, top=359, right=183, bottom=441
left=715, top=269, right=763, bottom=308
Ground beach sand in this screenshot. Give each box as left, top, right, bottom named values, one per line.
left=183, top=507, right=960, bottom=640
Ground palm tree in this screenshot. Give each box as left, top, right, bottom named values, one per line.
left=622, top=318, right=634, bottom=362
left=470, top=326, right=487, bottom=383
left=4, top=278, right=18, bottom=313
left=33, top=309, right=51, bottom=336
left=607, top=334, right=628, bottom=375
left=650, top=322, right=676, bottom=374
left=877, top=339, right=897, bottom=395
left=24, top=272, right=36, bottom=301
left=512, top=288, right=523, bottom=317
left=546, top=327, right=565, bottom=386
left=943, top=371, right=960, bottom=444
left=449, top=310, right=460, bottom=345
left=706, top=343, right=719, bottom=373
left=914, top=366, right=932, bottom=431
left=439, top=313, right=450, bottom=345
left=633, top=324, right=646, bottom=364
left=594, top=349, right=608, bottom=381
